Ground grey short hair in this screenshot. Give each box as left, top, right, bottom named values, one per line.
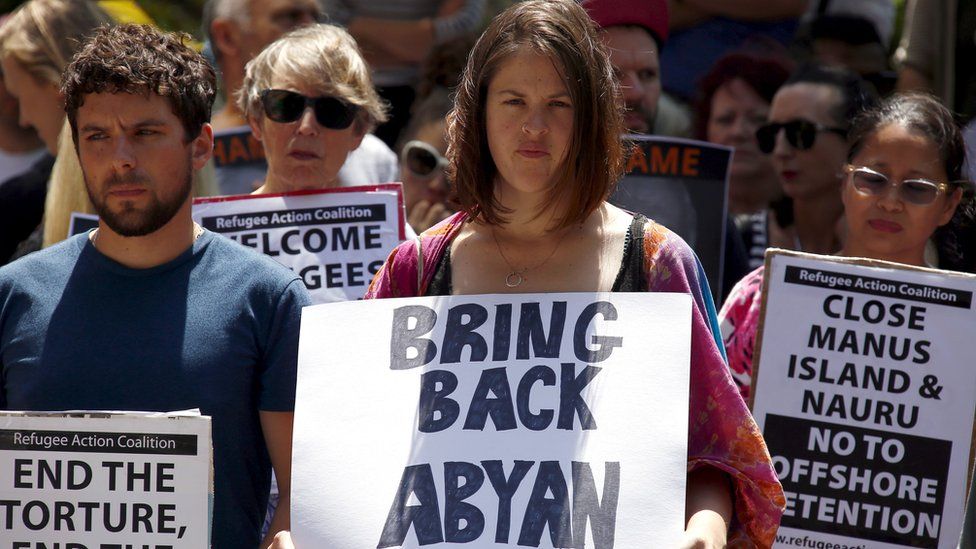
left=238, top=24, right=388, bottom=132
left=209, top=0, right=250, bottom=24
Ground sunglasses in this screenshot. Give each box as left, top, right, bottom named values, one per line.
left=756, top=119, right=847, bottom=154
left=401, top=140, right=448, bottom=179
left=259, top=89, right=358, bottom=130
left=845, top=164, right=960, bottom=206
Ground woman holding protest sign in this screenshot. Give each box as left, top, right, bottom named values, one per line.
left=756, top=64, right=877, bottom=259
left=720, top=92, right=975, bottom=399
left=238, top=24, right=388, bottom=196
left=353, top=1, right=785, bottom=548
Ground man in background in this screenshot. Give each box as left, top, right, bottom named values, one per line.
left=584, top=0, right=750, bottom=300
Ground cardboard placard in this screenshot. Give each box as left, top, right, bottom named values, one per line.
left=68, top=213, right=99, bottom=237
left=609, top=135, right=731, bottom=298
left=291, top=293, right=692, bottom=548
left=751, top=250, right=976, bottom=549
left=193, top=185, right=406, bottom=303
left=0, top=410, right=212, bottom=548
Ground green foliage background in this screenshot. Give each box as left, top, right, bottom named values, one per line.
left=0, top=0, right=208, bottom=39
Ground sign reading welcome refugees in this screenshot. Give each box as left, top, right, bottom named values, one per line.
left=0, top=411, right=212, bottom=548
left=609, top=135, right=731, bottom=298
left=292, top=293, right=693, bottom=547
left=193, top=185, right=406, bottom=303
left=750, top=250, right=976, bottom=549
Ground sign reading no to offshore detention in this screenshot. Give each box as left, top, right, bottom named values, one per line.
left=0, top=411, right=212, bottom=548
left=192, top=184, right=406, bottom=303
left=291, top=293, right=692, bottom=547
left=750, top=250, right=976, bottom=549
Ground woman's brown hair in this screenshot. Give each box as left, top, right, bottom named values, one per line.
left=447, top=0, right=625, bottom=228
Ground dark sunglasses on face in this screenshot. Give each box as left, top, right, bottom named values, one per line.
left=259, top=89, right=358, bottom=130
left=845, top=164, right=960, bottom=206
left=756, top=119, right=848, bottom=154
left=401, top=140, right=448, bottom=179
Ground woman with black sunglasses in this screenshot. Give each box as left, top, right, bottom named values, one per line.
left=720, top=91, right=975, bottom=401
left=751, top=64, right=877, bottom=261
left=237, top=24, right=388, bottom=195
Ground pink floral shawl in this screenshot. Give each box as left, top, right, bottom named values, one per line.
left=365, top=212, right=785, bottom=547
left=718, top=266, right=765, bottom=401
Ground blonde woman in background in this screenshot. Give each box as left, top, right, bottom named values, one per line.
left=238, top=23, right=388, bottom=196
left=0, top=0, right=110, bottom=259
left=0, top=0, right=216, bottom=258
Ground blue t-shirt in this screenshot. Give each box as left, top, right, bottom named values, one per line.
left=0, top=230, right=311, bottom=549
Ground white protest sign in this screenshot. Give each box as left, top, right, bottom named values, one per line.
left=750, top=250, right=976, bottom=549
left=292, top=292, right=692, bottom=548
left=192, top=184, right=406, bottom=303
left=0, top=411, right=212, bottom=548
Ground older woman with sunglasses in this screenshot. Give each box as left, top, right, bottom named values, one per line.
left=238, top=24, right=388, bottom=195
left=720, top=92, right=974, bottom=400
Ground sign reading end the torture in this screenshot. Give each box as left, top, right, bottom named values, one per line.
left=192, top=184, right=406, bottom=303
left=751, top=250, right=976, bottom=549
left=292, top=293, right=692, bottom=548
left=0, top=410, right=212, bottom=548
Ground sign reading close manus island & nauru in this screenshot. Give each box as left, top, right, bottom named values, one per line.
left=750, top=250, right=976, bottom=549
left=292, top=293, right=693, bottom=547
left=0, top=411, right=212, bottom=548
left=192, top=184, right=406, bottom=303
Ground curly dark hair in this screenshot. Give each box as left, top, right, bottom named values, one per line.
left=447, top=0, right=625, bottom=228
left=61, top=24, right=216, bottom=145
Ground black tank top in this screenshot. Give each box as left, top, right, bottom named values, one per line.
left=425, top=214, right=649, bottom=296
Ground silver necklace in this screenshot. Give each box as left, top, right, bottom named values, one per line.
left=490, top=226, right=572, bottom=288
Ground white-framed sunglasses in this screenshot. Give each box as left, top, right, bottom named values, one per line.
left=844, top=164, right=963, bottom=206
left=401, top=140, right=448, bottom=179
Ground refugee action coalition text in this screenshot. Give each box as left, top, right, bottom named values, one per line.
left=204, top=204, right=385, bottom=290
left=752, top=252, right=976, bottom=549
left=0, top=413, right=211, bottom=549
left=193, top=186, right=404, bottom=302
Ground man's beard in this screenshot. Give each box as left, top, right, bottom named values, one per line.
left=624, top=101, right=656, bottom=134
left=86, top=165, right=193, bottom=237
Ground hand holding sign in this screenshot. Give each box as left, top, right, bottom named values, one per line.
left=268, top=530, right=297, bottom=549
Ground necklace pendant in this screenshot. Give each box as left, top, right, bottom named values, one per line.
left=505, top=271, right=524, bottom=288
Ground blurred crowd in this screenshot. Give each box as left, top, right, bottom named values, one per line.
left=2, top=0, right=976, bottom=547
left=2, top=0, right=974, bottom=284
